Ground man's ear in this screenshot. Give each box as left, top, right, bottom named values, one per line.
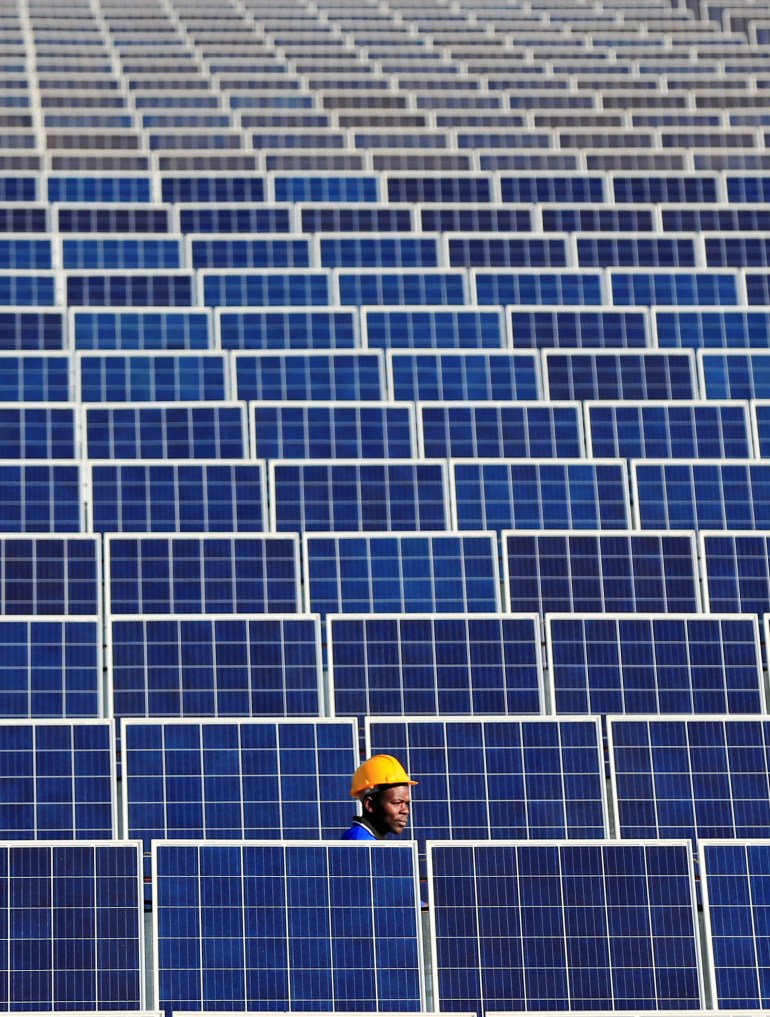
left=361, top=795, right=374, bottom=815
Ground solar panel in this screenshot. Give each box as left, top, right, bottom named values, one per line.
left=418, top=402, right=583, bottom=459
left=303, top=531, right=500, bottom=619
left=337, top=269, right=467, bottom=306
left=655, top=308, right=770, bottom=350
left=153, top=841, right=423, bottom=1013
left=547, top=613, right=765, bottom=717
left=446, top=234, right=570, bottom=269
left=200, top=269, right=331, bottom=308
left=699, top=351, right=770, bottom=399
left=0, top=719, right=114, bottom=839
left=59, top=235, right=182, bottom=270
left=271, top=459, right=449, bottom=532
left=0, top=462, right=81, bottom=532
left=503, top=530, right=701, bottom=615
left=388, top=351, right=540, bottom=401
left=0, top=842, right=144, bottom=1009
left=451, top=459, right=630, bottom=531
left=608, top=269, right=740, bottom=307
left=543, top=350, right=697, bottom=400
left=633, top=460, right=770, bottom=529
left=88, top=461, right=266, bottom=532
left=0, top=237, right=52, bottom=269
left=177, top=204, right=293, bottom=233
left=0, top=309, right=64, bottom=351
left=217, top=308, right=358, bottom=350
left=65, top=270, right=195, bottom=307
left=609, top=717, right=770, bottom=842
left=746, top=272, right=770, bottom=306
left=611, top=173, right=720, bottom=203
left=318, top=234, right=440, bottom=268
left=55, top=203, right=170, bottom=233
left=48, top=174, right=151, bottom=203
left=362, top=307, right=506, bottom=350
left=701, top=840, right=770, bottom=1008
left=585, top=401, right=753, bottom=459
left=188, top=235, right=312, bottom=269
left=577, top=233, right=699, bottom=268
left=428, top=840, right=703, bottom=1014
left=76, top=351, right=229, bottom=402
left=250, top=402, right=415, bottom=460
left=473, top=269, right=605, bottom=307
left=300, top=205, right=412, bottom=232
left=541, top=205, right=656, bottom=233
left=705, top=234, right=770, bottom=268
left=0, top=353, right=71, bottom=401
left=105, top=533, right=300, bottom=616
left=71, top=308, right=212, bottom=351
left=509, top=306, right=650, bottom=349
left=83, top=403, right=247, bottom=459
left=273, top=174, right=379, bottom=201
left=420, top=205, right=531, bottom=233
left=0, top=405, right=77, bottom=458
left=160, top=174, right=266, bottom=203
left=0, top=271, right=56, bottom=307
left=233, top=350, right=385, bottom=401
left=386, top=173, right=492, bottom=202
left=368, top=717, right=607, bottom=842
left=328, top=613, right=543, bottom=718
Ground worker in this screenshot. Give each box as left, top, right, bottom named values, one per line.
left=342, top=753, right=417, bottom=840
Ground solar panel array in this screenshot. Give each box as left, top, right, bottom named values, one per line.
left=7, top=0, right=770, bottom=1010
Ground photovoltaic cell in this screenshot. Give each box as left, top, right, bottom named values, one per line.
left=428, top=840, right=702, bottom=1014
left=473, top=270, right=604, bottom=307
left=0, top=353, right=71, bottom=401
left=217, top=308, right=358, bottom=351
left=362, top=307, right=505, bottom=350
left=701, top=531, right=770, bottom=616
left=271, top=459, right=449, bottom=532
left=368, top=717, right=607, bottom=842
left=0, top=842, right=143, bottom=1010
left=0, top=406, right=77, bottom=458
left=233, top=351, right=384, bottom=401
left=609, top=717, right=770, bottom=842
left=0, top=310, right=64, bottom=352
left=105, top=534, right=300, bottom=616
left=388, top=351, right=540, bottom=401
left=83, top=403, right=247, bottom=459
left=451, top=459, right=630, bottom=531
left=0, top=720, right=114, bottom=839
left=327, top=613, right=543, bottom=718
left=700, top=351, right=770, bottom=399
left=419, top=403, right=583, bottom=459
left=71, top=309, right=212, bottom=352
left=201, top=269, right=331, bottom=308
left=109, top=614, right=322, bottom=721
left=77, top=352, right=229, bottom=402
left=547, top=614, right=765, bottom=717
left=543, top=350, right=697, bottom=401
left=303, top=531, right=500, bottom=619
left=509, top=307, right=649, bottom=349
left=337, top=270, right=467, bottom=306
left=503, top=530, right=700, bottom=616
left=655, top=309, right=770, bottom=350
left=153, top=841, right=423, bottom=1013
left=608, top=270, right=740, bottom=307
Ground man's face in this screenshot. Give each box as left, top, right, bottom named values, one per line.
left=365, top=785, right=412, bottom=835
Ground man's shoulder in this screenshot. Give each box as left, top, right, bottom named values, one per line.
left=341, top=818, right=378, bottom=840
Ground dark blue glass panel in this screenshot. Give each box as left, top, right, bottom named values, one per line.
left=0, top=311, right=64, bottom=351
left=201, top=270, right=330, bottom=307
left=510, top=308, right=648, bottom=349
left=448, top=236, right=569, bottom=268
left=338, top=271, right=466, bottom=306
left=656, top=309, right=770, bottom=349
left=0, top=463, right=81, bottom=532
left=160, top=177, right=266, bottom=203
left=701, top=532, right=770, bottom=616
left=609, top=270, right=739, bottom=306
left=190, top=237, right=311, bottom=269
left=0, top=407, right=77, bottom=458
left=252, top=403, right=414, bottom=459
left=78, top=353, right=228, bottom=401
left=577, top=235, right=697, bottom=268
left=61, top=237, right=182, bottom=270
left=57, top=206, right=169, bottom=233
left=705, top=236, right=770, bottom=268
left=0, top=354, right=70, bottom=400
left=274, top=176, right=379, bottom=202
left=233, top=351, right=383, bottom=401
left=387, top=175, right=492, bottom=202
left=587, top=403, right=752, bottom=459
left=421, top=207, right=531, bottom=232
left=72, top=310, right=211, bottom=351
left=701, top=352, right=770, bottom=399
left=300, top=206, right=411, bottom=232
left=48, top=176, right=152, bottom=203
left=725, top=176, right=770, bottom=202
left=365, top=308, right=504, bottom=350
left=420, top=403, right=582, bottom=458
left=0, top=239, right=51, bottom=269
left=474, top=270, right=604, bottom=306
left=66, top=272, right=195, bottom=307
left=84, top=405, right=246, bottom=459
left=319, top=236, right=439, bottom=269
left=390, top=351, right=539, bottom=401
left=500, top=176, right=604, bottom=202
left=613, top=175, right=719, bottom=202
left=218, top=309, right=357, bottom=350
left=542, top=207, right=655, bottom=232
left=179, top=206, right=291, bottom=233
left=544, top=351, right=696, bottom=400
left=634, top=462, right=770, bottom=530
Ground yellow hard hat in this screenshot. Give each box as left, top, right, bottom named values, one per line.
left=349, top=754, right=417, bottom=798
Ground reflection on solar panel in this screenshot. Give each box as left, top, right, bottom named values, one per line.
left=509, top=307, right=649, bottom=349
left=0, top=720, right=114, bottom=838
left=452, top=459, right=630, bottom=531
left=83, top=403, right=247, bottom=459
left=105, top=534, right=300, bottom=615
left=304, top=531, right=500, bottom=619
left=504, top=530, right=700, bottom=615
left=609, top=717, right=770, bottom=842
left=233, top=351, right=384, bottom=401
left=547, top=614, right=765, bottom=717
left=419, top=403, right=583, bottom=459
left=109, top=614, right=322, bottom=720
left=543, top=350, right=697, bottom=400
left=701, top=840, right=770, bottom=1008
left=700, top=352, right=770, bottom=399
left=428, top=841, right=702, bottom=1014
left=0, top=842, right=143, bottom=1009
left=71, top=309, right=212, bottom=351
left=389, top=351, right=540, bottom=401
left=0, top=406, right=77, bottom=458
left=363, top=307, right=505, bottom=350
left=153, top=841, right=423, bottom=1013
left=271, top=459, right=448, bottom=532
left=217, top=308, right=358, bottom=350
left=633, top=461, right=770, bottom=530
left=368, top=717, right=607, bottom=842
left=586, top=401, right=752, bottom=459
left=251, top=402, right=415, bottom=460
left=328, top=613, right=542, bottom=718
left=88, top=461, right=266, bottom=532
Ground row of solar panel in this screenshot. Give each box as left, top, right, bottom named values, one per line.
left=5, top=839, right=770, bottom=1014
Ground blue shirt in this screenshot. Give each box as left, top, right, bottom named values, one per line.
left=341, top=817, right=381, bottom=840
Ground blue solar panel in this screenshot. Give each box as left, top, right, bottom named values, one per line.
left=109, top=614, right=323, bottom=720
left=700, top=351, right=770, bottom=399
left=500, top=175, right=605, bottom=202
left=509, top=307, right=649, bottom=348
left=300, top=205, right=412, bottom=232
left=0, top=353, right=70, bottom=401
left=233, top=351, right=384, bottom=401
left=609, top=269, right=740, bottom=306
left=251, top=402, right=415, bottom=459
left=337, top=270, right=467, bottom=306
left=612, top=174, right=719, bottom=203
left=84, top=403, right=247, bottom=459
left=106, top=534, right=300, bottom=615
left=319, top=235, right=439, bottom=268
left=665, top=208, right=770, bottom=232
left=705, top=235, right=770, bottom=268
left=56, top=204, right=170, bottom=233
left=363, top=307, right=504, bottom=350
left=328, top=613, right=543, bottom=718
left=0, top=843, right=143, bottom=1009
left=0, top=463, right=81, bottom=532
left=0, top=309, right=64, bottom=351
left=201, top=269, right=331, bottom=307
left=160, top=175, right=266, bottom=203
left=447, top=235, right=569, bottom=269
left=304, top=531, right=500, bottom=619
left=0, top=406, right=77, bottom=458
left=77, top=352, right=229, bottom=401
left=452, top=459, right=630, bottom=531
left=419, top=402, right=583, bottom=458
left=725, top=176, right=770, bottom=202
left=60, top=236, right=182, bottom=270
left=548, top=613, right=764, bottom=717
left=610, top=718, right=770, bottom=842
left=750, top=401, right=770, bottom=456
left=66, top=271, right=195, bottom=307
left=125, top=718, right=357, bottom=851
left=700, top=531, right=770, bottom=617
left=504, top=530, right=701, bottom=615
left=543, top=350, right=697, bottom=400
left=428, top=841, right=703, bottom=1014
left=655, top=308, right=770, bottom=349
left=189, top=236, right=311, bottom=269
left=0, top=272, right=57, bottom=307
left=420, top=206, right=531, bottom=233
left=274, top=174, right=379, bottom=202
left=369, top=717, right=607, bottom=842
left=701, top=840, right=770, bottom=1008
left=541, top=206, right=656, bottom=233
left=633, top=461, right=770, bottom=530
left=217, top=308, right=358, bottom=350
left=0, top=238, right=51, bottom=269
left=473, top=269, right=605, bottom=307
left=0, top=720, right=114, bottom=839
left=389, top=351, right=540, bottom=401
left=271, top=459, right=449, bottom=532
left=178, top=205, right=292, bottom=233
left=154, top=841, right=423, bottom=1013
left=746, top=272, right=770, bottom=306
left=586, top=402, right=753, bottom=459
left=578, top=234, right=698, bottom=268
left=387, top=174, right=491, bottom=202
left=89, top=461, right=266, bottom=532
left=71, top=309, right=212, bottom=351
left=49, top=175, right=153, bottom=203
